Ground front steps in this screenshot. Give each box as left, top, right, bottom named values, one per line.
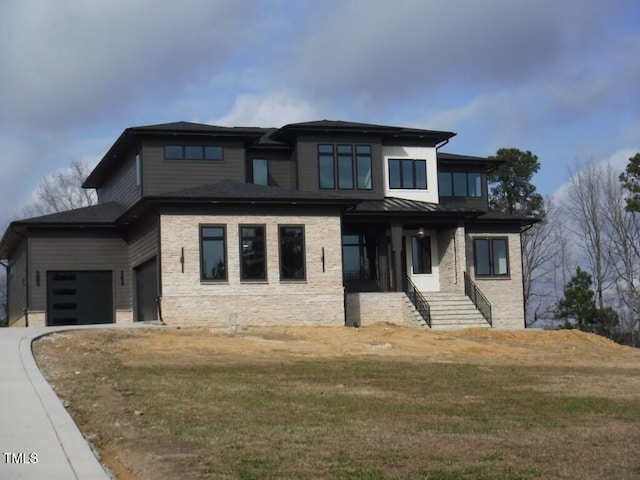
left=417, top=291, right=491, bottom=330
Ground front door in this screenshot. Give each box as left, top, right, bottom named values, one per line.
left=405, top=232, right=439, bottom=291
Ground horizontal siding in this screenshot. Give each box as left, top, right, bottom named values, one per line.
left=246, top=149, right=296, bottom=188
left=98, top=152, right=141, bottom=209
left=7, top=240, right=27, bottom=325
left=143, top=139, right=247, bottom=196
left=128, top=216, right=159, bottom=268
left=28, top=232, right=131, bottom=311
left=296, top=133, right=384, bottom=198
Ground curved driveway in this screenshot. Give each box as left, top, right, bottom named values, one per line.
left=1, top=327, right=114, bottom=479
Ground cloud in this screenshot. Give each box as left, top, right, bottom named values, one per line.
left=209, top=90, right=320, bottom=127
left=0, top=0, right=266, bottom=129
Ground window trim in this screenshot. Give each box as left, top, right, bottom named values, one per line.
left=200, top=225, right=228, bottom=282
left=439, top=171, right=483, bottom=198
left=239, top=224, right=267, bottom=282
left=278, top=225, right=306, bottom=282
left=164, top=145, right=224, bottom=161
left=388, top=158, right=427, bottom=190
left=473, top=237, right=510, bottom=278
left=251, top=158, right=269, bottom=186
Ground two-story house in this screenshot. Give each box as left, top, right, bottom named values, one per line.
left=0, top=120, right=536, bottom=329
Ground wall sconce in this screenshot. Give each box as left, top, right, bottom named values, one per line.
left=417, top=227, right=426, bottom=238
left=36, top=271, right=40, bottom=287
left=180, top=247, right=185, bottom=273
left=120, top=270, right=125, bottom=286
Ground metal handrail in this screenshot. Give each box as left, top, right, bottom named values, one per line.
left=463, top=272, right=492, bottom=326
left=404, top=276, right=431, bottom=328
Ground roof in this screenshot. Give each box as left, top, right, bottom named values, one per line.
left=346, top=197, right=480, bottom=216
left=156, top=179, right=357, bottom=205
left=474, top=211, right=541, bottom=226
left=0, top=202, right=125, bottom=259
left=273, top=120, right=455, bottom=144
left=437, top=152, right=504, bottom=169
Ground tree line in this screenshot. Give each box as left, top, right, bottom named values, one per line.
left=490, top=149, right=640, bottom=346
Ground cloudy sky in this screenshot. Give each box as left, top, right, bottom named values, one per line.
left=1, top=0, right=639, bottom=224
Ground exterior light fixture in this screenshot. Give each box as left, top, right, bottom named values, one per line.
left=417, top=227, right=426, bottom=238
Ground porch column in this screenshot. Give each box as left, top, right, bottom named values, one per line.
left=390, top=222, right=403, bottom=292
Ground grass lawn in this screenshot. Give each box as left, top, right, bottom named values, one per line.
left=33, top=327, right=640, bottom=479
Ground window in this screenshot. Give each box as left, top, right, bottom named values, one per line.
left=279, top=226, right=305, bottom=280
left=318, top=144, right=372, bottom=190
left=474, top=238, right=509, bottom=277
left=388, top=159, right=427, bottom=189
left=318, top=144, right=335, bottom=189
left=135, top=152, right=141, bottom=187
left=201, top=226, right=227, bottom=281
left=164, top=145, right=224, bottom=161
left=438, top=172, right=483, bottom=197
left=252, top=159, right=269, bottom=186
left=356, top=145, right=372, bottom=189
left=411, top=236, right=432, bottom=274
left=240, top=226, right=266, bottom=280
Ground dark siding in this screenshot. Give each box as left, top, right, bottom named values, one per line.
left=128, top=215, right=159, bottom=268
left=28, top=231, right=131, bottom=312
left=296, top=133, right=384, bottom=199
left=245, top=149, right=296, bottom=188
left=143, top=138, right=247, bottom=196
left=7, top=240, right=27, bottom=324
left=98, top=151, right=141, bottom=209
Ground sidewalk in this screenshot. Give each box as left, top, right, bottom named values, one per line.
left=0, top=327, right=112, bottom=479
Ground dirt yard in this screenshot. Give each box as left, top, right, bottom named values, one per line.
left=33, top=324, right=640, bottom=479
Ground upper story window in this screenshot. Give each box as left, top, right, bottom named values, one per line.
left=318, top=144, right=372, bottom=190
left=438, top=171, right=482, bottom=197
left=135, top=152, right=141, bottom=187
left=388, top=159, right=427, bottom=189
left=252, top=159, right=269, bottom=186
left=164, top=145, right=224, bottom=161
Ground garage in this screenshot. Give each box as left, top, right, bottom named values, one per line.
left=46, top=271, right=114, bottom=326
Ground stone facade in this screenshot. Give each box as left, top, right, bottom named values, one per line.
left=465, top=232, right=525, bottom=329
left=437, top=224, right=466, bottom=293
left=159, top=212, right=345, bottom=327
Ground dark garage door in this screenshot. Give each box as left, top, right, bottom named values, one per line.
left=47, top=271, right=114, bottom=326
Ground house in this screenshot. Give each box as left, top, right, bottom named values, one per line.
left=0, top=120, right=537, bottom=329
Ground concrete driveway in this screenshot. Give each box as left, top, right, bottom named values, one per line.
left=0, top=327, right=112, bottom=479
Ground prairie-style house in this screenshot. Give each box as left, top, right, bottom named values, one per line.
left=0, top=120, right=536, bottom=329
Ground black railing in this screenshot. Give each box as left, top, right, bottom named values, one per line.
left=344, top=270, right=391, bottom=293
left=404, top=276, right=431, bottom=328
left=464, top=272, right=492, bottom=326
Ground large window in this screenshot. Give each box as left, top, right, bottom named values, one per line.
left=474, top=238, right=509, bottom=277
left=388, top=159, right=427, bottom=189
left=318, top=144, right=372, bottom=190
left=201, top=226, right=227, bottom=281
left=279, top=226, right=305, bottom=280
left=164, top=145, right=224, bottom=161
left=438, top=171, right=482, bottom=197
left=240, top=225, right=266, bottom=281
left=411, top=236, right=432, bottom=274
left=252, top=159, right=269, bottom=185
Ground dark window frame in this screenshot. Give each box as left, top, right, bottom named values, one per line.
left=388, top=159, right=427, bottom=189
left=411, top=236, right=432, bottom=274
left=278, top=225, right=306, bottom=281
left=473, top=237, right=510, bottom=278
left=200, top=225, right=228, bottom=282
left=239, top=224, right=267, bottom=282
left=164, top=145, right=224, bottom=161
left=438, top=171, right=483, bottom=198
left=251, top=158, right=269, bottom=186
left=318, top=143, right=373, bottom=191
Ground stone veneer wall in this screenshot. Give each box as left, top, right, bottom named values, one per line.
left=160, top=213, right=345, bottom=327
left=465, top=232, right=525, bottom=329
left=345, top=292, right=419, bottom=327
left=437, top=224, right=466, bottom=293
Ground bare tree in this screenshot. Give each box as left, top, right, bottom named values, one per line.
left=564, top=161, right=613, bottom=310
left=22, top=159, right=96, bottom=217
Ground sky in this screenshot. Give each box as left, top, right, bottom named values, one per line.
left=1, top=0, right=639, bottom=226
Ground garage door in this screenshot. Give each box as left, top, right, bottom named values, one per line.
left=46, top=271, right=114, bottom=326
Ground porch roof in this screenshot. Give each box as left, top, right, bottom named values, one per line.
left=345, top=197, right=480, bottom=216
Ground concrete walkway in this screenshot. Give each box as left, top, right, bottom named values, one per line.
left=0, top=327, right=113, bottom=479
